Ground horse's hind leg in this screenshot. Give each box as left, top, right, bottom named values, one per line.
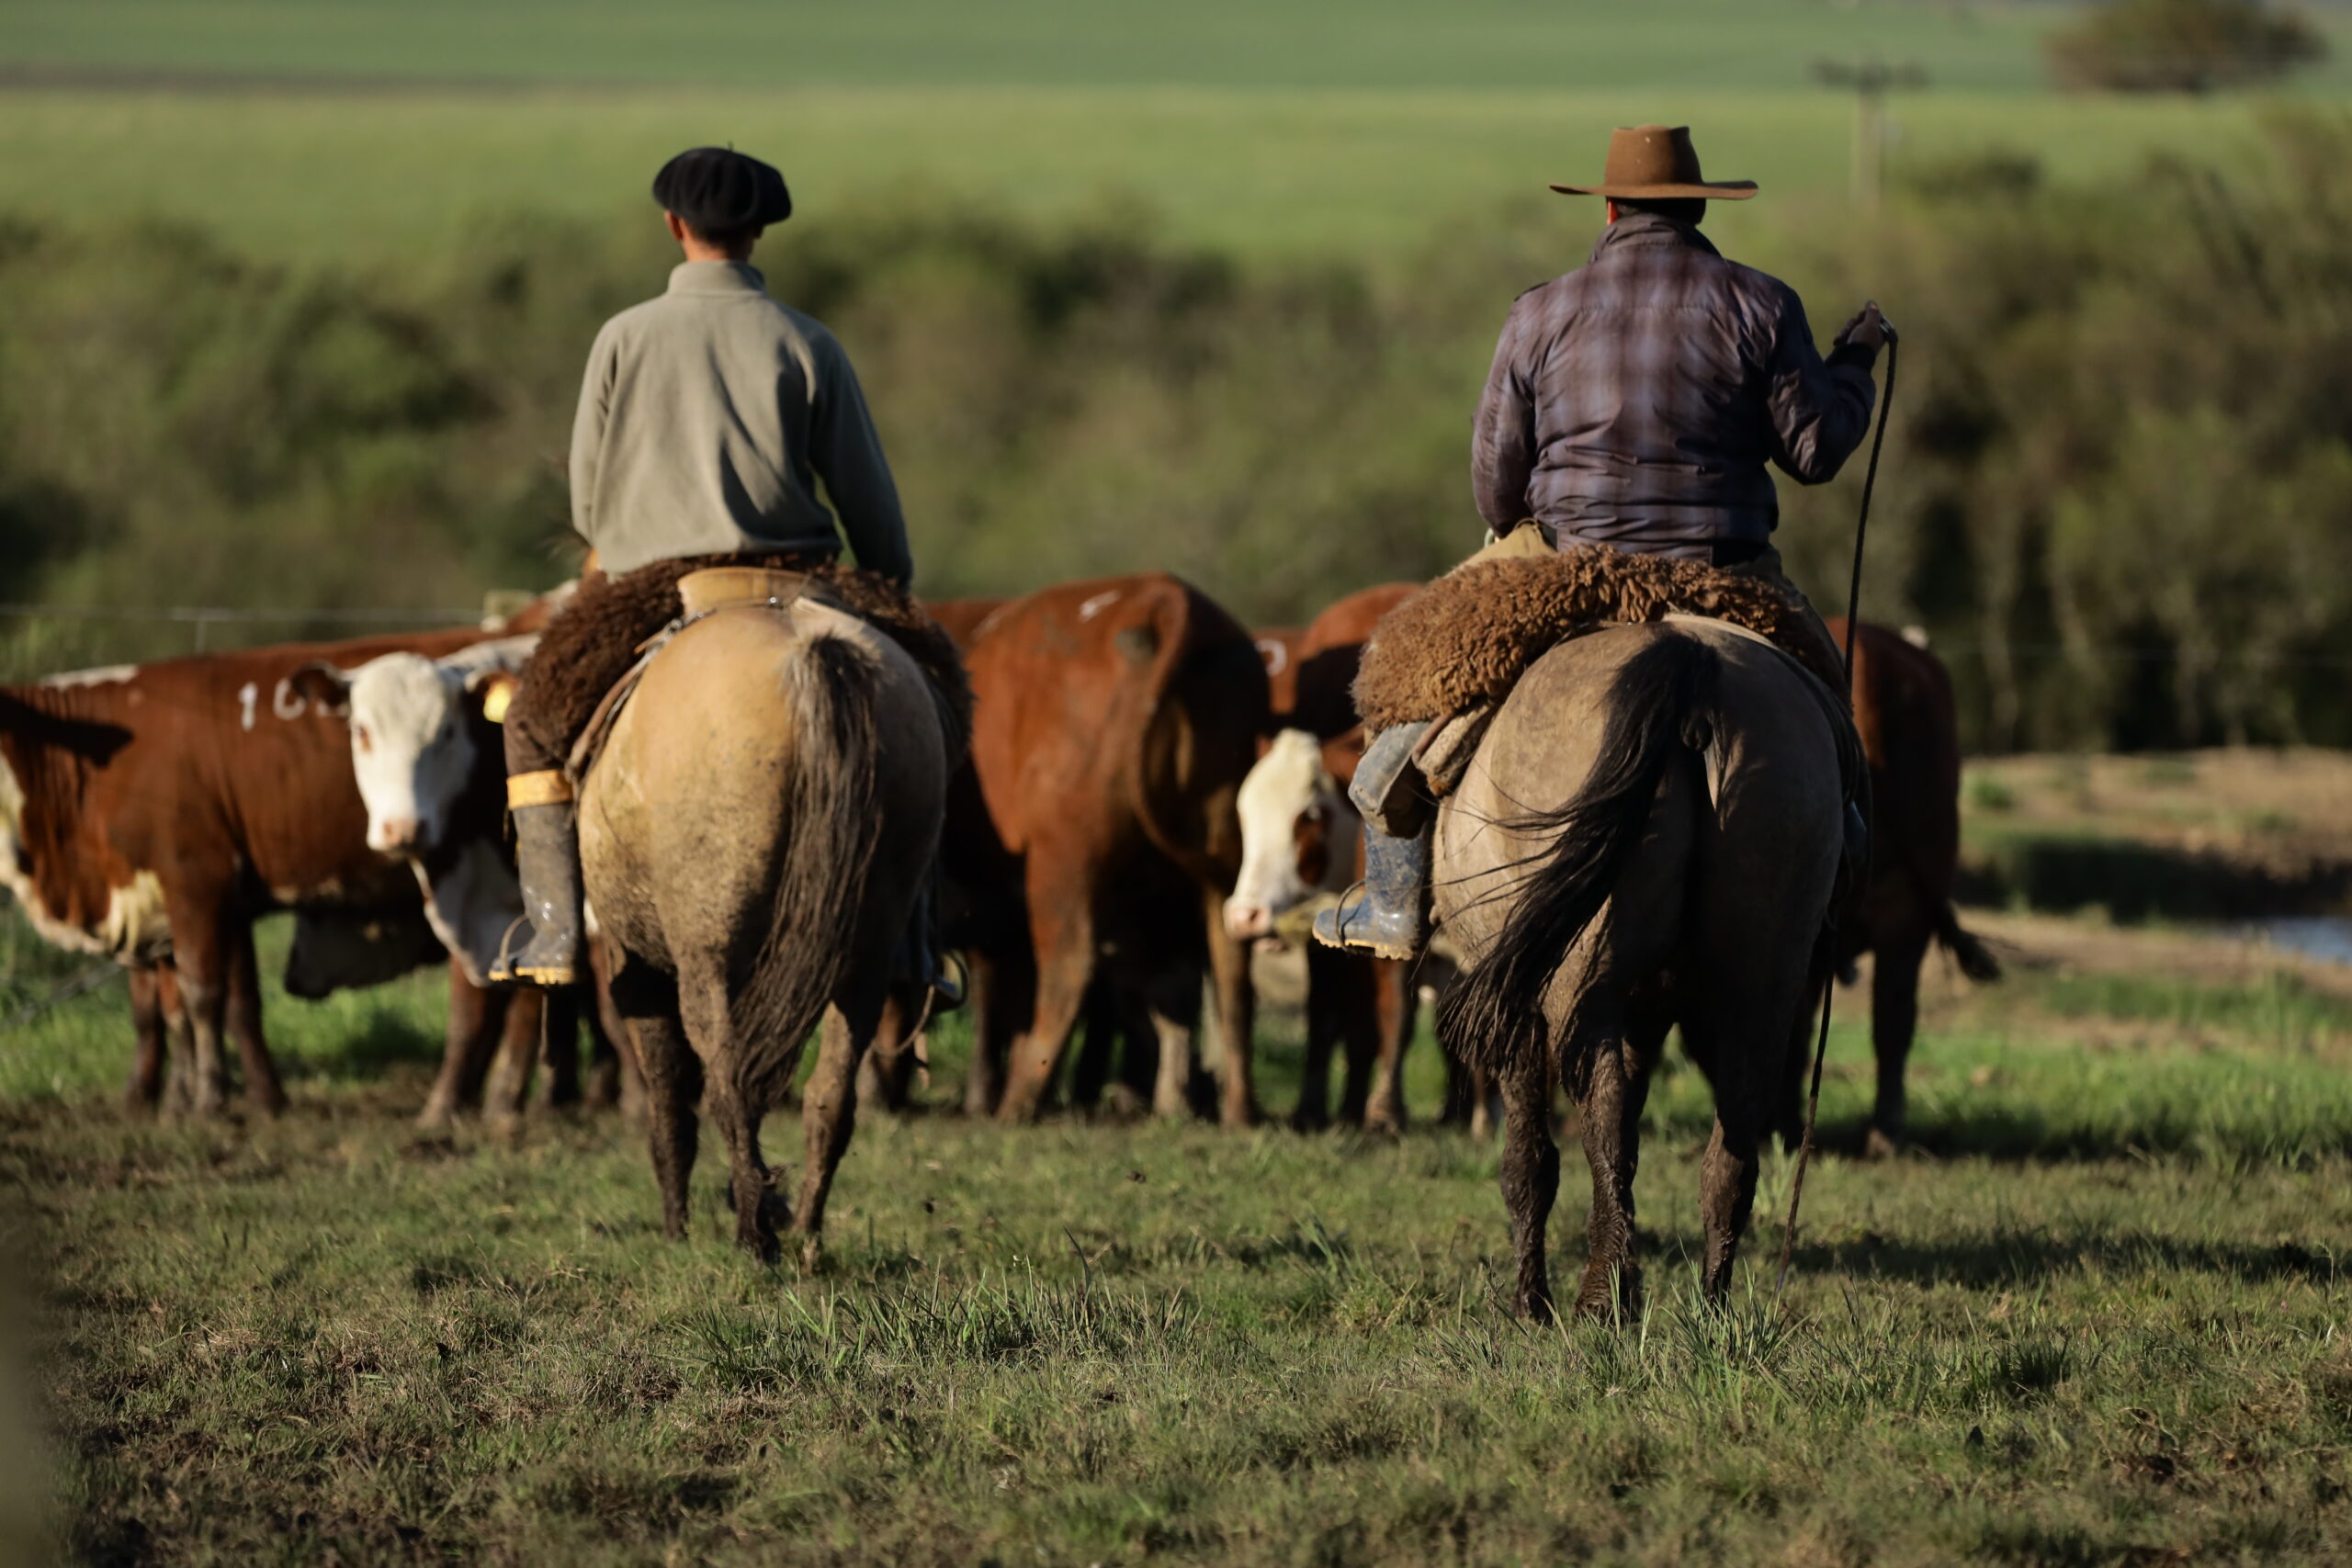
left=793, top=996, right=880, bottom=1270
left=1684, top=1006, right=1775, bottom=1303
left=1498, top=1056, right=1561, bottom=1321
left=616, top=967, right=701, bottom=1242
left=1566, top=1005, right=1667, bottom=1321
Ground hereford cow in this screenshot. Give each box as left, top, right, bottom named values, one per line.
left=1826, top=618, right=2002, bottom=1155
left=0, top=613, right=561, bottom=1116
left=940, top=574, right=1270, bottom=1125
left=1226, top=582, right=1476, bottom=1130
left=317, top=637, right=632, bottom=1124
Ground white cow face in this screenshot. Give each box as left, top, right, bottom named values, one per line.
left=345, top=653, right=477, bottom=858
left=1224, top=728, right=1359, bottom=943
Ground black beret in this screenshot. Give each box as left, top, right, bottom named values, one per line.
left=651, top=147, right=791, bottom=232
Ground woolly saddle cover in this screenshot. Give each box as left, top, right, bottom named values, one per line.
left=514, top=552, right=974, bottom=778
left=1351, top=546, right=1833, bottom=732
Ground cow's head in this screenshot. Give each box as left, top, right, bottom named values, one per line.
left=334, top=653, right=488, bottom=858
left=1224, top=728, right=1359, bottom=944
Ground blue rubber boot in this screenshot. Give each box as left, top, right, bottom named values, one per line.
left=1313, top=821, right=1432, bottom=961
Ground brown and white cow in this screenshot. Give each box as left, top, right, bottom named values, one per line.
left=1223, top=582, right=1476, bottom=1131
left=322, top=637, right=632, bottom=1124
left=0, top=616, right=562, bottom=1117
left=936, top=573, right=1270, bottom=1125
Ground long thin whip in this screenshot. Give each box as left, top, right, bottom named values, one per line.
left=1776, top=329, right=1898, bottom=1296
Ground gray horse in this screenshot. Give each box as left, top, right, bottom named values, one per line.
left=1434, top=618, right=1851, bottom=1321
left=581, top=594, right=949, bottom=1267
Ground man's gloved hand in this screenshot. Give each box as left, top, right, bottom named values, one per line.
left=1833, top=300, right=1894, bottom=365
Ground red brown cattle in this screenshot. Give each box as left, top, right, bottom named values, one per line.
left=938, top=574, right=1270, bottom=1125
left=1227, top=582, right=1476, bottom=1131
left=1826, top=618, right=2002, bottom=1154
left=0, top=624, right=523, bottom=1115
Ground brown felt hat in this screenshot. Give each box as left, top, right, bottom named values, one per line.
left=1549, top=125, right=1758, bottom=201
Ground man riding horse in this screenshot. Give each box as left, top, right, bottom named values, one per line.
left=492, top=146, right=953, bottom=1005
left=1316, top=125, right=1890, bottom=961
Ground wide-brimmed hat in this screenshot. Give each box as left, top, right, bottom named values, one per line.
left=652, top=146, right=792, bottom=231
left=1549, top=125, right=1757, bottom=201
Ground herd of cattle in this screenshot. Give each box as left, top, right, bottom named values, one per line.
left=0, top=569, right=1994, bottom=1148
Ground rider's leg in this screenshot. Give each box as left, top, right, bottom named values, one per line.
left=1312, top=720, right=1434, bottom=961
left=493, top=758, right=584, bottom=987
left=890, top=871, right=962, bottom=1013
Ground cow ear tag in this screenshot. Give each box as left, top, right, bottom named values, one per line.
left=480, top=675, right=515, bottom=725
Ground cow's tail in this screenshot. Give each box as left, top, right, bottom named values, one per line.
left=1933, top=899, right=2003, bottom=983
left=1437, top=633, right=1721, bottom=1079
left=728, top=633, right=887, bottom=1110
left=1124, top=580, right=1268, bottom=892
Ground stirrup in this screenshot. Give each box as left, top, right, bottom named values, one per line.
left=489, top=915, right=577, bottom=988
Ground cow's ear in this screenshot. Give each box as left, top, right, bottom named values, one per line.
left=282, top=660, right=351, bottom=716
left=472, top=671, right=518, bottom=725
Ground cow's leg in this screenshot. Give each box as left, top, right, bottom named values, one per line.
left=1292, top=945, right=1340, bottom=1131
left=1145, top=976, right=1197, bottom=1120
left=1499, top=1055, right=1560, bottom=1322
left=1069, top=976, right=1117, bottom=1112
left=793, top=993, right=880, bottom=1270
left=156, top=965, right=193, bottom=1116
left=1567, top=1010, right=1665, bottom=1323
left=221, top=919, right=284, bottom=1115
left=962, top=944, right=1025, bottom=1117
left=1204, top=886, right=1259, bottom=1129
left=580, top=980, right=623, bottom=1112
left=1363, top=958, right=1415, bottom=1133
left=589, top=939, right=644, bottom=1120
left=537, top=984, right=582, bottom=1111
left=616, top=966, right=699, bottom=1242
left=421, top=964, right=501, bottom=1130
left=481, top=986, right=542, bottom=1123
left=854, top=993, right=918, bottom=1112
left=123, top=964, right=168, bottom=1114
left=1866, top=923, right=1930, bottom=1157
left=996, top=897, right=1092, bottom=1123
left=1332, top=951, right=1384, bottom=1127
left=163, top=900, right=235, bottom=1119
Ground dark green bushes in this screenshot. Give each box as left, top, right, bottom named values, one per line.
left=6, top=118, right=2352, bottom=750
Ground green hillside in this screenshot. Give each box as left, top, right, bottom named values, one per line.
left=1, top=1, right=2120, bottom=93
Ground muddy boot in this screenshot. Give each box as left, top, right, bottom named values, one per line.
left=1313, top=822, right=1432, bottom=961
left=491, top=773, right=584, bottom=987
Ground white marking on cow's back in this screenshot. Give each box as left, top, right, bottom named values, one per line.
left=271, top=678, right=309, bottom=721
left=238, top=682, right=258, bottom=732
left=1256, top=638, right=1291, bottom=679
left=38, top=664, right=136, bottom=690
left=1078, top=590, right=1120, bottom=622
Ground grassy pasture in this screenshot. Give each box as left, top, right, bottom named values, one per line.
left=0, top=83, right=2320, bottom=265
left=0, top=2, right=2143, bottom=93
left=7, top=902, right=2352, bottom=1562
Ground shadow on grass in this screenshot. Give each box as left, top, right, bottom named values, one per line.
left=1804, top=1107, right=2352, bottom=1168
left=277, top=1005, right=442, bottom=1086
left=1794, top=1227, right=2340, bottom=1290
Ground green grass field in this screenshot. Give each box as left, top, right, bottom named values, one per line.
left=6, top=1, right=2352, bottom=262
left=7, top=907, right=2352, bottom=1562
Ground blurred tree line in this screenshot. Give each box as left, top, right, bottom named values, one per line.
left=3, top=113, right=2350, bottom=753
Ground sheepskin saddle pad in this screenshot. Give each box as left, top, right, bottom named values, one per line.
left=1351, top=546, right=1840, bottom=735
left=526, top=551, right=974, bottom=788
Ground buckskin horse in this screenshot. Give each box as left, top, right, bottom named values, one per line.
left=1433, top=618, right=1851, bottom=1321
left=577, top=573, right=955, bottom=1266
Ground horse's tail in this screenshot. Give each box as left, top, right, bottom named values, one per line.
left=1932, top=899, right=2003, bottom=983
left=1437, top=631, right=1721, bottom=1078
left=728, top=631, right=888, bottom=1109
